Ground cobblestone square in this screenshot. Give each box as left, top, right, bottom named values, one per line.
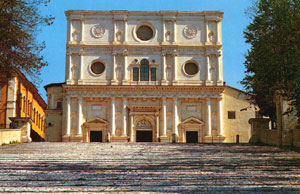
left=0, top=143, right=299, bottom=193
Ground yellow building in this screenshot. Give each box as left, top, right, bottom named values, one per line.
left=0, top=70, right=46, bottom=141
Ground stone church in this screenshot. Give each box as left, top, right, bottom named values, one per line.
left=44, top=10, right=256, bottom=143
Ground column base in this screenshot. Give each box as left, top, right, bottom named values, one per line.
left=172, top=80, right=179, bottom=85
left=111, top=135, right=129, bottom=143
left=159, top=135, right=170, bottom=143
left=161, top=80, right=168, bottom=85
left=205, top=81, right=213, bottom=86
left=217, top=80, right=224, bottom=86
left=203, top=135, right=225, bottom=143
left=78, top=79, right=83, bottom=85
left=62, top=135, right=71, bottom=142
left=122, top=80, right=129, bottom=85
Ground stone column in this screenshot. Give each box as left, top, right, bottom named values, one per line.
left=216, top=20, right=222, bottom=44
left=173, top=19, right=177, bottom=43
left=217, top=54, right=223, bottom=81
left=162, top=19, right=166, bottom=42
left=207, top=99, right=212, bottom=136
left=218, top=98, right=223, bottom=136
left=173, top=98, right=178, bottom=136
left=162, top=98, right=167, bottom=136
left=156, top=113, right=160, bottom=141
left=161, top=53, right=166, bottom=82
left=122, top=98, right=127, bottom=136
left=80, top=19, right=84, bottom=43
left=113, top=19, right=116, bottom=42
left=130, top=115, right=134, bottom=142
left=206, top=54, right=211, bottom=82
left=205, top=19, right=209, bottom=43
left=215, top=21, right=219, bottom=44
left=111, top=52, right=117, bottom=83
left=66, top=54, right=72, bottom=83
left=173, top=52, right=178, bottom=83
left=122, top=51, right=128, bottom=84
left=78, top=52, right=84, bottom=83
left=124, top=19, right=128, bottom=43
left=66, top=96, right=71, bottom=135
left=69, top=20, right=73, bottom=43
left=111, top=98, right=116, bottom=136
left=77, top=97, right=82, bottom=135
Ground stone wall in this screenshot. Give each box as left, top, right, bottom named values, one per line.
left=0, top=129, right=21, bottom=145
left=249, top=94, right=300, bottom=147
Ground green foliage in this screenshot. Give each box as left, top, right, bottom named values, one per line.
left=242, top=0, right=300, bottom=125
left=0, top=0, right=54, bottom=82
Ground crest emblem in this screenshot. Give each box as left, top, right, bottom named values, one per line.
left=183, top=25, right=198, bottom=39
left=91, top=24, right=105, bottom=38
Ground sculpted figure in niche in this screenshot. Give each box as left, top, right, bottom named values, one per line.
left=116, top=31, right=122, bottom=42
left=210, top=57, right=217, bottom=81
left=208, top=31, right=214, bottom=42
left=71, top=65, right=78, bottom=80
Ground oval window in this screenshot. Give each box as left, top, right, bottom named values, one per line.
left=184, top=62, right=199, bottom=76
left=91, top=62, right=105, bottom=75
left=136, top=25, right=154, bottom=41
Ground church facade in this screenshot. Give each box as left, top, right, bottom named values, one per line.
left=44, top=10, right=256, bottom=143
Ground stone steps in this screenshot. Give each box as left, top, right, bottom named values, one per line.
left=0, top=143, right=299, bottom=193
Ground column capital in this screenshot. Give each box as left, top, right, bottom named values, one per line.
left=122, top=50, right=128, bottom=56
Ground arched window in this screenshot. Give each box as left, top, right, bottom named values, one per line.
left=140, top=59, right=149, bottom=81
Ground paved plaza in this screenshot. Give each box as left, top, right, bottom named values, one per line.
left=0, top=143, right=299, bottom=193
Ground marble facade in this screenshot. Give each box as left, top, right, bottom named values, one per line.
left=44, top=10, right=256, bottom=143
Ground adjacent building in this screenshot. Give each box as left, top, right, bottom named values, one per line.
left=0, top=70, right=46, bottom=141
left=44, top=10, right=256, bottom=143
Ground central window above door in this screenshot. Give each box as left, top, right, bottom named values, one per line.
left=132, top=59, right=156, bottom=81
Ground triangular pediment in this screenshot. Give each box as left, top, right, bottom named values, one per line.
left=181, top=117, right=204, bottom=125
left=83, top=117, right=108, bottom=126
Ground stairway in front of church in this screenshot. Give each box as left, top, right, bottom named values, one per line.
left=0, top=143, right=299, bottom=193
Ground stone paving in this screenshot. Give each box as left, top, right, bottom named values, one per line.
left=0, top=143, right=299, bottom=193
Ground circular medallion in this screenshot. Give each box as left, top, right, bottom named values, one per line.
left=183, top=25, right=198, bottom=39
left=91, top=24, right=105, bottom=38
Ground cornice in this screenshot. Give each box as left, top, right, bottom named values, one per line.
left=63, top=85, right=225, bottom=92
left=65, top=10, right=224, bottom=19
left=66, top=43, right=222, bottom=50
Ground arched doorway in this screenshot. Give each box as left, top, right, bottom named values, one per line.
left=135, top=119, right=153, bottom=142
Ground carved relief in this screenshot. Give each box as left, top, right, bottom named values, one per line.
left=183, top=25, right=197, bottom=39
left=91, top=24, right=106, bottom=38
left=136, top=119, right=152, bottom=129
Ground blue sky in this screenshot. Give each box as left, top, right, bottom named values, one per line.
left=37, top=0, right=253, bottom=100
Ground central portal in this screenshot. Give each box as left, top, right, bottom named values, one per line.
left=135, top=119, right=153, bottom=142
left=90, top=131, right=102, bottom=142
left=186, top=131, right=198, bottom=143
left=136, top=131, right=152, bottom=142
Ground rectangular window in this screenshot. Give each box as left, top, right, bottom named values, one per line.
left=133, top=67, right=139, bottom=81
left=56, top=101, right=62, bottom=109
left=228, top=111, right=236, bottom=119
left=140, top=66, right=149, bottom=81
left=150, top=67, right=156, bottom=81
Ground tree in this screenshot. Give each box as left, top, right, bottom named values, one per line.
left=0, top=0, right=54, bottom=82
left=242, top=0, right=300, bottom=127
